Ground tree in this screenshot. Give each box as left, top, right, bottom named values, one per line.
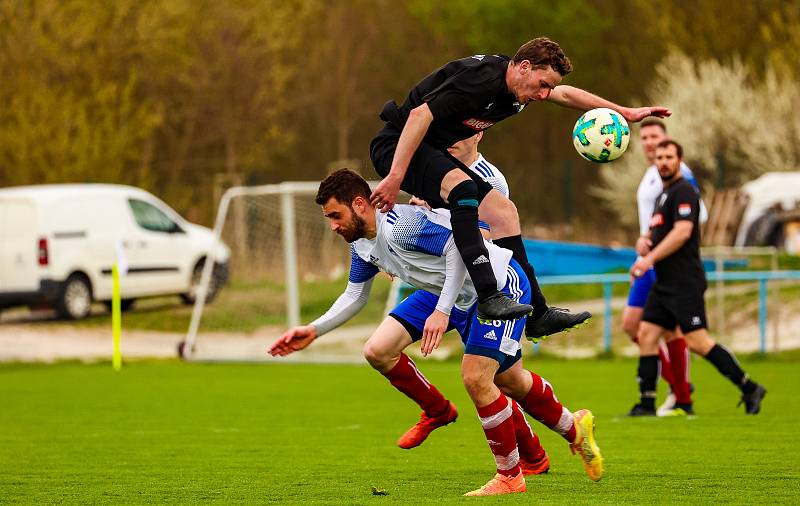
left=594, top=51, right=800, bottom=229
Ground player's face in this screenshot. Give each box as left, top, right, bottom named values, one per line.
left=322, top=198, right=368, bottom=243
left=655, top=145, right=681, bottom=181
left=640, top=125, right=666, bottom=162
left=509, top=63, right=561, bottom=104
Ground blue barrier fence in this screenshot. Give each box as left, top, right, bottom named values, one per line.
left=538, top=270, right=800, bottom=354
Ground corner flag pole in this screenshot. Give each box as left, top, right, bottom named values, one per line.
left=112, top=240, right=128, bottom=371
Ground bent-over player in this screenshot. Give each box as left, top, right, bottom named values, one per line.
left=269, top=169, right=603, bottom=496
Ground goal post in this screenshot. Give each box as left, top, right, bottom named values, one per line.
left=181, top=180, right=381, bottom=360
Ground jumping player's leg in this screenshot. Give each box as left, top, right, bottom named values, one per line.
left=478, top=189, right=591, bottom=337
left=439, top=170, right=531, bottom=320
left=364, top=309, right=456, bottom=448
left=370, top=132, right=530, bottom=320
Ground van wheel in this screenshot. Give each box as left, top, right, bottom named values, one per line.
left=55, top=274, right=93, bottom=320
left=180, top=260, right=220, bottom=305
left=103, top=299, right=136, bottom=312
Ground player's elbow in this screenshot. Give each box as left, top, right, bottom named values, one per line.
left=409, top=103, right=433, bottom=123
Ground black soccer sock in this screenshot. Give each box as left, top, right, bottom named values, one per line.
left=448, top=180, right=497, bottom=301
left=704, top=344, right=756, bottom=393
left=638, top=355, right=659, bottom=410
left=494, top=235, right=548, bottom=319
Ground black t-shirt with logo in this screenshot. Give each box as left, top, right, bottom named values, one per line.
left=393, top=54, right=525, bottom=150
left=649, top=177, right=706, bottom=294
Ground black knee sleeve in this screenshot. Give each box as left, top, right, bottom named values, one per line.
left=448, top=180, right=496, bottom=299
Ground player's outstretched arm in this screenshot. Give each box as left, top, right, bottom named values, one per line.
left=370, top=103, right=433, bottom=212
left=547, top=85, right=671, bottom=122
left=268, top=325, right=318, bottom=356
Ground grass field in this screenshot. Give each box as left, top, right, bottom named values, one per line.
left=2, top=354, right=799, bottom=504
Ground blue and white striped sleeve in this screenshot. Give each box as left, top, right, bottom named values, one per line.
left=391, top=211, right=452, bottom=257
left=349, top=246, right=379, bottom=283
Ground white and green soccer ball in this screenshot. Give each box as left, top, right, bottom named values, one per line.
left=572, top=107, right=630, bottom=163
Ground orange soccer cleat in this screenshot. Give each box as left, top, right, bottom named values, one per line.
left=397, top=401, right=458, bottom=449
left=519, top=451, right=550, bottom=476
left=464, top=471, right=526, bottom=496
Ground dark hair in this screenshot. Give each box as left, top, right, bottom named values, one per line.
left=512, top=37, right=572, bottom=76
left=315, top=169, right=371, bottom=206
left=640, top=118, right=667, bottom=132
left=656, top=139, right=683, bottom=159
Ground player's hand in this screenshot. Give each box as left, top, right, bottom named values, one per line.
left=630, top=257, right=654, bottom=278
left=635, top=236, right=653, bottom=256
left=370, top=175, right=402, bottom=213
left=408, top=196, right=431, bottom=210
left=420, top=310, right=449, bottom=356
left=268, top=325, right=317, bottom=357
left=622, top=106, right=672, bottom=123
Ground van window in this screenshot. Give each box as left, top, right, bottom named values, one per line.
left=128, top=199, right=181, bottom=233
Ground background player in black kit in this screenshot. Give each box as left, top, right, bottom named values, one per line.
left=629, top=139, right=766, bottom=416
left=370, top=37, right=671, bottom=335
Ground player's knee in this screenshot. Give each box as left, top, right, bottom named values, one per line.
left=480, top=194, right=518, bottom=229
left=447, top=180, right=479, bottom=211
left=362, top=341, right=391, bottom=370
left=621, top=315, right=639, bottom=340
left=461, top=368, right=491, bottom=400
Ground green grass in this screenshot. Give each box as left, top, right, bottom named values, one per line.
left=1, top=355, right=798, bottom=504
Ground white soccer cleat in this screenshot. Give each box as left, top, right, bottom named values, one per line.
left=656, top=392, right=677, bottom=417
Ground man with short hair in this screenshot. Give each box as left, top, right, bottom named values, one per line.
left=628, top=140, right=766, bottom=417
left=269, top=169, right=603, bottom=497
left=369, top=37, right=670, bottom=336
left=623, top=118, right=707, bottom=415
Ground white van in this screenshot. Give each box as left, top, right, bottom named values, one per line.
left=0, top=184, right=229, bottom=319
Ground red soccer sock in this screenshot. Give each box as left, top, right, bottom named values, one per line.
left=382, top=353, right=448, bottom=416
left=519, top=370, right=576, bottom=443
left=658, top=340, right=675, bottom=386
left=510, top=399, right=545, bottom=462
left=477, top=395, right=521, bottom=477
left=667, top=338, right=692, bottom=405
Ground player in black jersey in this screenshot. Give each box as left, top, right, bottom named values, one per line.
left=370, top=37, right=670, bottom=334
left=628, top=139, right=766, bottom=416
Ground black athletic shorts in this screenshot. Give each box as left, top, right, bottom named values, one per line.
left=369, top=124, right=494, bottom=209
left=642, top=287, right=707, bottom=333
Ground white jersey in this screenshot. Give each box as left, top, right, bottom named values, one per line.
left=470, top=153, right=510, bottom=198
left=310, top=205, right=513, bottom=336
left=637, top=162, right=708, bottom=235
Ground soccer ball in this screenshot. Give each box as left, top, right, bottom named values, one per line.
left=572, top=108, right=630, bottom=163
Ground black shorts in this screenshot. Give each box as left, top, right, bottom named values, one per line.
left=642, top=287, right=707, bottom=333
left=369, top=125, right=493, bottom=209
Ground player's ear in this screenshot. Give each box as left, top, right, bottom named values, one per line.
left=352, top=195, right=367, bottom=212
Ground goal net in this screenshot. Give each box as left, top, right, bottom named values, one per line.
left=181, top=181, right=387, bottom=361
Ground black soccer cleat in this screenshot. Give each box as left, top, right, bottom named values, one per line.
left=738, top=383, right=766, bottom=415
left=627, top=403, right=656, bottom=417
left=525, top=307, right=592, bottom=340
left=476, top=292, right=533, bottom=322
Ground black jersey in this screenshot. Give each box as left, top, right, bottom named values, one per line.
left=649, top=177, right=706, bottom=294
left=390, top=54, right=525, bottom=150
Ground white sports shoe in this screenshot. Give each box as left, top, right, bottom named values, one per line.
left=656, top=392, right=676, bottom=417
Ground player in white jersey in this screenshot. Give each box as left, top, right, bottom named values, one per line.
left=268, top=169, right=603, bottom=496
left=622, top=118, right=706, bottom=416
